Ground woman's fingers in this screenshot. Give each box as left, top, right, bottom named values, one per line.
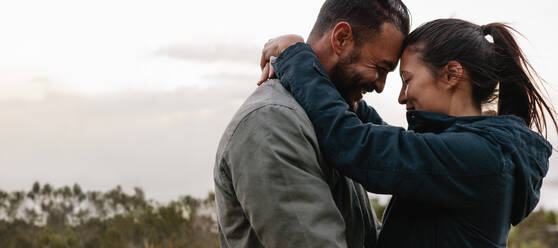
left=258, top=63, right=271, bottom=86
left=260, top=48, right=269, bottom=69
left=256, top=62, right=276, bottom=86
left=258, top=35, right=305, bottom=85
left=268, top=64, right=275, bottom=80
left=260, top=35, right=304, bottom=68
left=260, top=42, right=277, bottom=69
left=261, top=39, right=277, bottom=69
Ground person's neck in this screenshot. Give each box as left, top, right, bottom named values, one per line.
left=308, top=38, right=358, bottom=112
left=447, top=96, right=482, bottom=117
left=307, top=38, right=336, bottom=76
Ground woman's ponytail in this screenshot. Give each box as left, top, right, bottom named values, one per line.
left=483, top=23, right=557, bottom=136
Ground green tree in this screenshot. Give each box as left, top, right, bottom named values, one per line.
left=0, top=183, right=219, bottom=248
left=507, top=209, right=558, bottom=248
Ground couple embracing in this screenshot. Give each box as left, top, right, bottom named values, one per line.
left=214, top=0, right=556, bottom=247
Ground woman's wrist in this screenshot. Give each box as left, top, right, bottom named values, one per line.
left=273, top=42, right=313, bottom=80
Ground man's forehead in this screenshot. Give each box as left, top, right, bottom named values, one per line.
left=361, top=43, right=401, bottom=70
left=380, top=60, right=397, bottom=71
left=361, top=27, right=405, bottom=69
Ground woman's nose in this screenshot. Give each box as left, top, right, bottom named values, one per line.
left=398, top=84, right=407, bottom=104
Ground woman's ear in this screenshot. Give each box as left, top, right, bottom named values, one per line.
left=441, top=61, right=464, bottom=90
left=330, top=22, right=355, bottom=57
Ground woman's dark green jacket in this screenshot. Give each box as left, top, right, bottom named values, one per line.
left=273, top=43, right=552, bottom=248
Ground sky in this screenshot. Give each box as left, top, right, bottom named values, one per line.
left=1, top=0, right=558, bottom=209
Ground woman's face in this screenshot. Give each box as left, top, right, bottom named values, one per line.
left=398, top=47, right=450, bottom=114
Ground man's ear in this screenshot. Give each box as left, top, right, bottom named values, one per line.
left=441, top=61, right=464, bottom=90
left=330, top=22, right=355, bottom=57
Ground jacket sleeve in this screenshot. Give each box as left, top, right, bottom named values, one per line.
left=225, top=104, right=348, bottom=248
left=356, top=100, right=387, bottom=125
left=273, top=43, right=502, bottom=208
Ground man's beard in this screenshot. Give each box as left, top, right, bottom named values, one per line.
left=329, top=51, right=366, bottom=111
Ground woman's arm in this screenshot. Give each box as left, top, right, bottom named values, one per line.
left=356, top=100, right=387, bottom=125
left=273, top=43, right=502, bottom=208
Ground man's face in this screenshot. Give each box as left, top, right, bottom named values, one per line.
left=330, top=23, right=405, bottom=109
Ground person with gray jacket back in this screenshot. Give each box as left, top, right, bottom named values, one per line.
left=214, top=0, right=411, bottom=247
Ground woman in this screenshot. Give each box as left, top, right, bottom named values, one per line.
left=260, top=19, right=557, bottom=247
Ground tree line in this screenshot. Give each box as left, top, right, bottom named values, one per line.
left=0, top=182, right=217, bottom=248
left=0, top=182, right=556, bottom=248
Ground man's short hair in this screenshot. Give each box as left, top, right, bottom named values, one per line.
left=308, top=0, right=410, bottom=46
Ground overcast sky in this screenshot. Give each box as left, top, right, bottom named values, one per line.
left=1, top=0, right=558, bottom=208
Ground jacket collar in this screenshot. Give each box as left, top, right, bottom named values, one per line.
left=406, top=110, right=489, bottom=133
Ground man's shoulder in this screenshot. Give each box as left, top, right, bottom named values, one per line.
left=216, top=80, right=315, bottom=154
left=229, top=79, right=310, bottom=129
left=238, top=79, right=304, bottom=116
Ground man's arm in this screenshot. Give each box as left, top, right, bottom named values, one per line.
left=226, top=104, right=348, bottom=248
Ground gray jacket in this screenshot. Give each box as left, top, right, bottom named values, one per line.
left=214, top=79, right=379, bottom=248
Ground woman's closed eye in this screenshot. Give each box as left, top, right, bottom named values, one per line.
left=402, top=78, right=410, bottom=85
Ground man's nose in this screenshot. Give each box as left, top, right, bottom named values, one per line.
left=398, top=84, right=407, bottom=104
left=375, top=76, right=386, bottom=93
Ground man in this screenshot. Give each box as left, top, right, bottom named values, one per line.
left=214, top=1, right=409, bottom=247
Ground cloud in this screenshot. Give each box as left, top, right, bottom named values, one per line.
left=0, top=75, right=71, bottom=101
left=0, top=77, right=256, bottom=201
left=154, top=41, right=260, bottom=64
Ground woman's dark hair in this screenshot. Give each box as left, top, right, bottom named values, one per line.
left=308, top=0, right=410, bottom=46
left=403, top=19, right=557, bottom=136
